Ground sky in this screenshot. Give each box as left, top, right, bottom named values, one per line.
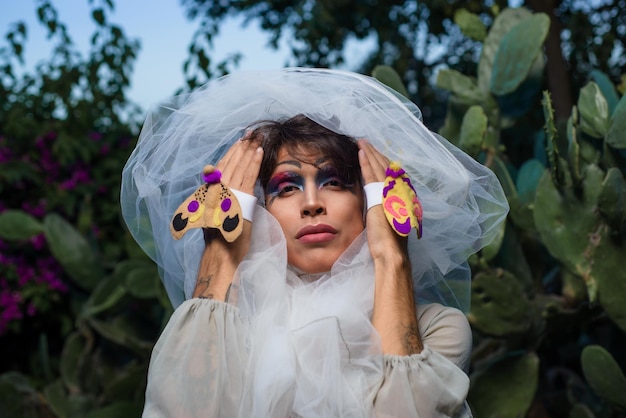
left=1, top=0, right=293, bottom=111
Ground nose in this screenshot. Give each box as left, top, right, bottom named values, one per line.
left=301, top=184, right=325, bottom=217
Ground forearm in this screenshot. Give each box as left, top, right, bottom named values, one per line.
left=371, top=253, right=423, bottom=356
left=193, top=241, right=239, bottom=301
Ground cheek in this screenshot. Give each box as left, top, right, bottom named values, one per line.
left=265, top=200, right=293, bottom=231
left=339, top=196, right=366, bottom=232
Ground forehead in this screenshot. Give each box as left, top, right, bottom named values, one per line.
left=274, top=145, right=329, bottom=169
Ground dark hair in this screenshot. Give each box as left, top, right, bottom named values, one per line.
left=248, top=114, right=362, bottom=192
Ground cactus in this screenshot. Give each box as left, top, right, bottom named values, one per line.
left=468, top=269, right=532, bottom=337
left=435, top=6, right=626, bottom=416
left=468, top=352, right=539, bottom=418
left=581, top=345, right=626, bottom=410
left=489, top=13, right=550, bottom=96
left=371, top=65, right=409, bottom=98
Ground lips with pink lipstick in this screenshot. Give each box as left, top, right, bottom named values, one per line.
left=296, top=224, right=337, bottom=243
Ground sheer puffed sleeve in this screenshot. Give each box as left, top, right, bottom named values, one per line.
left=143, top=298, right=247, bottom=418
left=372, top=304, right=473, bottom=418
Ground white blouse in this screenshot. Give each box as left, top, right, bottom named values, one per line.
left=143, top=211, right=474, bottom=417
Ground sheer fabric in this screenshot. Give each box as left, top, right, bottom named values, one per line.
left=120, top=68, right=509, bottom=312
left=143, top=208, right=472, bottom=417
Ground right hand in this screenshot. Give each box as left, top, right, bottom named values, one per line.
left=193, top=133, right=264, bottom=300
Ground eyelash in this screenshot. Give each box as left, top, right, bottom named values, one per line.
left=267, top=173, right=352, bottom=197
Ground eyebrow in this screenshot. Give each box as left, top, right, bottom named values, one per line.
left=275, top=159, right=302, bottom=168
left=275, top=156, right=329, bottom=168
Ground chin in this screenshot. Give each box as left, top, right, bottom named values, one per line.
left=289, top=256, right=335, bottom=275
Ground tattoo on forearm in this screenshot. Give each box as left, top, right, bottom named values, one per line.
left=195, top=275, right=214, bottom=299
left=403, top=322, right=423, bottom=354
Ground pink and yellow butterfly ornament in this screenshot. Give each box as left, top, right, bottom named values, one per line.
left=382, top=161, right=423, bottom=239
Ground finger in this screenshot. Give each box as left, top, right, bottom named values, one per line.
left=216, top=138, right=245, bottom=174
left=362, top=140, right=390, bottom=173
left=225, top=139, right=263, bottom=191
left=236, top=145, right=264, bottom=194
left=358, top=148, right=377, bottom=184
left=358, top=140, right=388, bottom=182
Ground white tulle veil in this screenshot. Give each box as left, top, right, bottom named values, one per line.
left=120, top=68, right=509, bottom=312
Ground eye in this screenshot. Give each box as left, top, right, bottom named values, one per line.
left=318, top=168, right=353, bottom=190
left=321, top=177, right=346, bottom=188
left=266, top=172, right=304, bottom=198
left=277, top=183, right=301, bottom=196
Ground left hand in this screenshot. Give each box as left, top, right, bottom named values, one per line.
left=357, top=140, right=408, bottom=261
left=358, top=140, right=421, bottom=355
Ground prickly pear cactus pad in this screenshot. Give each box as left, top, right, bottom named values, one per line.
left=468, top=270, right=531, bottom=337
left=468, top=353, right=539, bottom=417
left=534, top=164, right=626, bottom=331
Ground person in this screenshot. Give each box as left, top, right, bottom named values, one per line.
left=121, top=68, right=509, bottom=417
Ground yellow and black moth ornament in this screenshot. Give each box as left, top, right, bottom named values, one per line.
left=170, top=165, right=243, bottom=242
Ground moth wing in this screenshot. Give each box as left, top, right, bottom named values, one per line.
left=170, top=184, right=210, bottom=240
left=383, top=177, right=416, bottom=237
left=211, top=184, right=243, bottom=242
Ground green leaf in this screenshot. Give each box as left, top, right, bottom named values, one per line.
left=85, top=402, right=143, bottom=418
left=126, top=266, right=160, bottom=299
left=468, top=270, right=532, bottom=337
left=533, top=165, right=606, bottom=302
left=88, top=316, right=153, bottom=355
left=594, top=228, right=626, bottom=332
left=82, top=274, right=127, bottom=318
left=371, top=65, right=409, bottom=98
left=459, top=105, right=487, bottom=157
left=569, top=403, right=596, bottom=418
left=44, top=379, right=69, bottom=418
left=44, top=213, right=102, bottom=291
left=567, top=111, right=582, bottom=185
left=468, top=352, right=539, bottom=417
left=578, top=82, right=610, bottom=139
left=60, top=333, right=86, bottom=393
left=0, top=373, right=40, bottom=418
left=543, top=90, right=565, bottom=187
left=436, top=69, right=483, bottom=104
left=0, top=210, right=44, bottom=241
left=92, top=9, right=105, bottom=25
left=606, top=93, right=626, bottom=149
left=516, top=159, right=545, bottom=205
left=490, top=13, right=550, bottom=96
left=103, top=363, right=147, bottom=402
left=597, top=167, right=625, bottom=230
left=454, top=9, right=486, bottom=41
left=478, top=7, right=533, bottom=93
left=581, top=345, right=626, bottom=409
left=590, top=70, right=620, bottom=115
left=480, top=218, right=506, bottom=261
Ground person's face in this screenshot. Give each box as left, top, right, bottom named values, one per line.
left=265, top=146, right=365, bottom=274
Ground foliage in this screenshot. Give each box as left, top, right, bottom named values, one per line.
left=428, top=6, right=626, bottom=417
left=0, top=1, right=170, bottom=416
left=179, top=0, right=626, bottom=124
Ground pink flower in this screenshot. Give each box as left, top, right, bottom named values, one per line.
left=26, top=303, right=36, bottom=316
left=89, top=132, right=103, bottom=142
left=0, top=291, right=23, bottom=334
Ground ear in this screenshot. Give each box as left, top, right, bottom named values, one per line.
left=170, top=166, right=244, bottom=242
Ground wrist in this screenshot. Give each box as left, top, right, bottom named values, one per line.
left=372, top=249, right=410, bottom=271
left=194, top=242, right=239, bottom=300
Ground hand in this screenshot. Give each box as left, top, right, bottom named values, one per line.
left=357, top=140, right=408, bottom=262
left=194, top=133, right=264, bottom=300
left=358, top=140, right=421, bottom=355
